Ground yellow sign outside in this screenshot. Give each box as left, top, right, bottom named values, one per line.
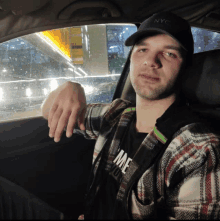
left=42, top=27, right=83, bottom=64
left=41, top=29, right=71, bottom=58
left=69, top=27, right=83, bottom=64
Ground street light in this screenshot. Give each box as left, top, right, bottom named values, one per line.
left=78, top=68, right=88, bottom=76
left=26, top=88, right=32, bottom=97
left=50, top=79, right=58, bottom=91
left=43, top=88, right=48, bottom=95
left=0, top=88, right=4, bottom=100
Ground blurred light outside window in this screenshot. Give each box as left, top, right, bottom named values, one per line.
left=0, top=24, right=137, bottom=122
left=0, top=25, right=219, bottom=122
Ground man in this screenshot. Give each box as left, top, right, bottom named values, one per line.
left=42, top=12, right=220, bottom=219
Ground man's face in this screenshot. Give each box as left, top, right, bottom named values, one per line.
left=130, top=34, right=184, bottom=100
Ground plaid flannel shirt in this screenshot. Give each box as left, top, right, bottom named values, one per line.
left=75, top=98, right=220, bottom=220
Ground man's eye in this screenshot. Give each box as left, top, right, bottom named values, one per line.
left=164, top=52, right=176, bottom=58
left=139, top=48, right=147, bottom=52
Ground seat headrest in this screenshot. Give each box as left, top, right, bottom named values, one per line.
left=182, top=49, right=220, bottom=107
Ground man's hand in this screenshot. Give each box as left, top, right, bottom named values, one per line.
left=41, top=81, right=87, bottom=142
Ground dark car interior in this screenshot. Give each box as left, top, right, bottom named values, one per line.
left=0, top=0, right=220, bottom=219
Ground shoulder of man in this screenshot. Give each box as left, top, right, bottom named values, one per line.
left=82, top=98, right=133, bottom=136
left=101, top=98, right=134, bottom=121
left=171, top=121, right=220, bottom=152
left=162, top=121, right=220, bottom=187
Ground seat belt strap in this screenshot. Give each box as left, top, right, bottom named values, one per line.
left=153, top=126, right=167, bottom=144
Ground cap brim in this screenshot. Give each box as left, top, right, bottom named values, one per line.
left=125, top=28, right=187, bottom=51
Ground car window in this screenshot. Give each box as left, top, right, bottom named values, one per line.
left=0, top=25, right=219, bottom=122
left=191, top=27, right=220, bottom=53
left=0, top=24, right=137, bottom=122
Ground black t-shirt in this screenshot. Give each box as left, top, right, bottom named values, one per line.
left=91, top=115, right=147, bottom=219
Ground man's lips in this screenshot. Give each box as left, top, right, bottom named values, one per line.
left=139, top=74, right=160, bottom=82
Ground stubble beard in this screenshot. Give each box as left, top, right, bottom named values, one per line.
left=131, top=75, right=180, bottom=101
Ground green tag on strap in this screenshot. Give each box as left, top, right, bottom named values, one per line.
left=125, top=107, right=136, bottom=112
left=153, top=126, right=167, bottom=144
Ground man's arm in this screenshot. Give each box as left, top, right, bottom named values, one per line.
left=41, top=81, right=112, bottom=143
left=41, top=81, right=87, bottom=142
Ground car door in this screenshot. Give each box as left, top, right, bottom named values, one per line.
left=0, top=23, right=137, bottom=218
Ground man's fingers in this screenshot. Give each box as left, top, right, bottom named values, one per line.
left=49, top=107, right=63, bottom=138
left=78, top=108, right=86, bottom=131
left=48, top=103, right=58, bottom=127
left=65, top=110, right=80, bottom=138
left=53, top=110, right=72, bottom=142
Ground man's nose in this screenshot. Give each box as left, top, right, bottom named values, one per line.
left=143, top=53, right=161, bottom=68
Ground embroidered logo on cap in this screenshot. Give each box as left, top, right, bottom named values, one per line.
left=154, top=19, right=171, bottom=26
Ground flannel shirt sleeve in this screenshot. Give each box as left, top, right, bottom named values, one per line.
left=73, top=98, right=132, bottom=139
left=163, top=123, right=220, bottom=220
left=73, top=102, right=111, bottom=139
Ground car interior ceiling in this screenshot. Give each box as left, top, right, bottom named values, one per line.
left=0, top=0, right=219, bottom=219
left=0, top=0, right=219, bottom=42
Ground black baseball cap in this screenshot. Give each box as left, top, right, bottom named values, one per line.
left=125, top=12, right=194, bottom=57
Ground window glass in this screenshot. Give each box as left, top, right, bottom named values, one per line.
left=106, top=25, right=137, bottom=75
left=1, top=25, right=217, bottom=122
left=191, top=27, right=220, bottom=53
left=0, top=24, right=137, bottom=122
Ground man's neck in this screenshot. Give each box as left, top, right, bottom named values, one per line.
left=135, top=94, right=176, bottom=133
